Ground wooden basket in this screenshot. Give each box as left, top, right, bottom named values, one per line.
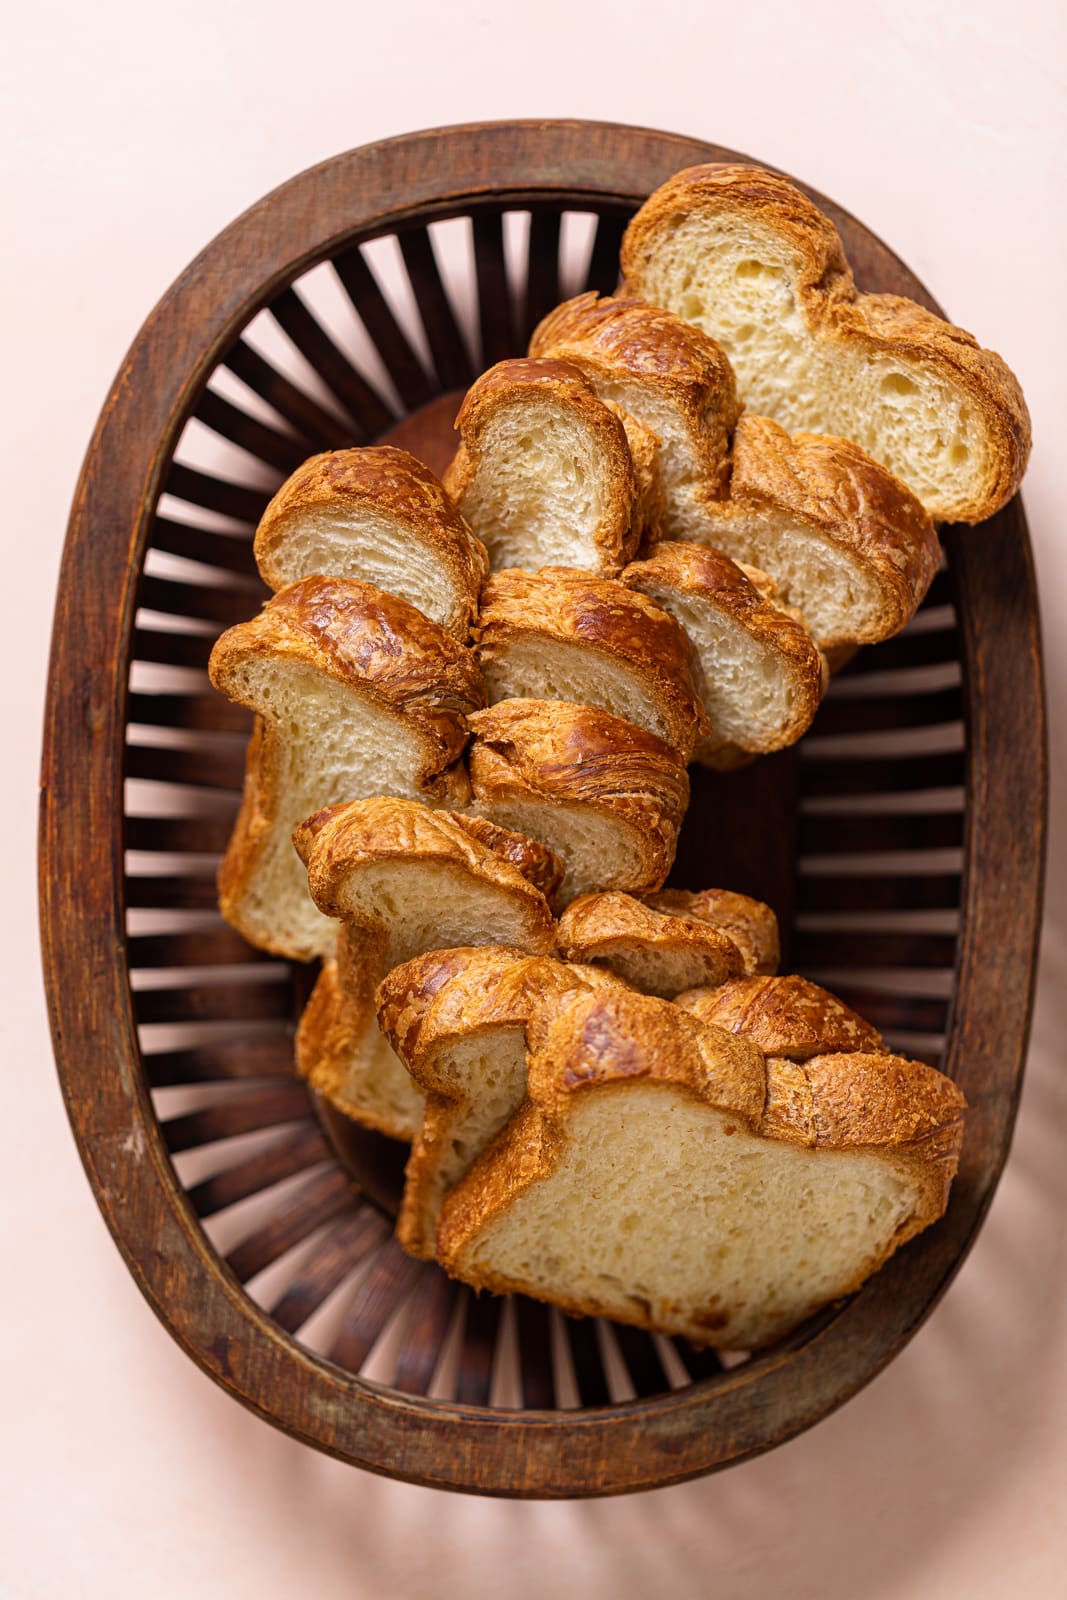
left=39, top=121, right=1046, bottom=1498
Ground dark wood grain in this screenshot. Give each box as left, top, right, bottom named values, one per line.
left=392, top=1265, right=460, bottom=1397
left=472, top=210, right=515, bottom=368
left=332, top=243, right=437, bottom=412
left=454, top=1291, right=502, bottom=1407
left=224, top=1166, right=357, bottom=1284
left=195, top=388, right=307, bottom=475
left=160, top=1082, right=310, bottom=1153
left=268, top=1207, right=391, bottom=1334
left=187, top=1124, right=332, bottom=1217
left=329, top=1237, right=421, bottom=1373
left=515, top=1298, right=556, bottom=1410
left=40, top=120, right=1045, bottom=1498
left=270, top=287, right=395, bottom=440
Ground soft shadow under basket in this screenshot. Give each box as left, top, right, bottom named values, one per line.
left=40, top=121, right=1046, bottom=1497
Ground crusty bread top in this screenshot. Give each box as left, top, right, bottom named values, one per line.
left=644, top=887, right=780, bottom=976
left=467, top=697, right=690, bottom=831
left=443, top=358, right=646, bottom=574
left=721, top=415, right=940, bottom=626
left=208, top=576, right=486, bottom=764
left=475, top=565, right=709, bottom=758
left=676, top=975, right=884, bottom=1059
left=621, top=164, right=1030, bottom=523
left=556, top=890, right=746, bottom=996
left=292, top=796, right=555, bottom=941
left=621, top=540, right=828, bottom=752
left=376, top=944, right=629, bottom=1084
left=447, top=814, right=564, bottom=904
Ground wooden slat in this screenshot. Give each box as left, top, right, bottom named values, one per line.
left=799, top=810, right=964, bottom=854
left=223, top=338, right=355, bottom=450
left=472, top=211, right=515, bottom=367
left=195, top=387, right=307, bottom=475
left=150, top=515, right=259, bottom=578
left=800, top=751, right=965, bottom=796
left=791, top=929, right=959, bottom=970
left=137, top=572, right=259, bottom=628
left=268, top=1206, right=391, bottom=1334
left=128, top=690, right=250, bottom=735
left=134, top=977, right=292, bottom=1025
left=141, top=1036, right=296, bottom=1086
left=564, top=1317, right=610, bottom=1408
left=453, top=1291, right=502, bottom=1406
left=124, top=742, right=245, bottom=793
left=160, top=1081, right=309, bottom=1152
left=817, top=988, right=950, bottom=1035
left=125, top=874, right=220, bottom=911
left=125, top=814, right=235, bottom=855
left=332, top=244, right=437, bottom=411
left=611, top=1322, right=670, bottom=1399
left=522, top=208, right=562, bottom=341
left=186, top=1123, right=332, bottom=1217
left=397, top=227, right=475, bottom=390
left=515, top=1298, right=556, bottom=1410
left=840, top=627, right=960, bottom=675
left=127, top=928, right=272, bottom=971
left=813, top=687, right=963, bottom=736
left=392, top=1266, right=460, bottom=1397
left=225, top=1167, right=356, bottom=1283
left=584, top=209, right=627, bottom=295
left=166, top=462, right=271, bottom=524
left=329, top=1237, right=421, bottom=1373
left=131, top=626, right=215, bottom=671
left=796, top=872, right=962, bottom=913
left=270, top=287, right=394, bottom=439
left=673, top=1341, right=726, bottom=1383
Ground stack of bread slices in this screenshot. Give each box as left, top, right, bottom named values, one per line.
left=207, top=164, right=1028, bottom=1349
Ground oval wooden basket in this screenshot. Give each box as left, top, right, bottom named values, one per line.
left=40, top=121, right=1046, bottom=1498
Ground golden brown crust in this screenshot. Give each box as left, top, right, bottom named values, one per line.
left=529, top=291, right=740, bottom=500
left=622, top=164, right=1030, bottom=523
left=676, top=975, right=884, bottom=1058
left=622, top=540, right=828, bottom=755
left=209, top=576, right=486, bottom=768
left=466, top=699, right=691, bottom=899
left=644, top=887, right=779, bottom=976
left=445, top=815, right=564, bottom=905
left=443, top=359, right=644, bottom=574
left=253, top=446, right=488, bottom=636
left=556, top=890, right=746, bottom=996
left=474, top=566, right=709, bottom=759
left=608, top=404, right=664, bottom=540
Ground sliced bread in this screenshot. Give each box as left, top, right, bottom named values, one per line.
left=621, top=163, right=1030, bottom=523
left=208, top=576, right=485, bottom=960
left=556, top=890, right=748, bottom=997
left=474, top=566, right=709, bottom=761
left=437, top=987, right=967, bottom=1348
left=677, top=974, right=885, bottom=1057
left=644, top=887, right=780, bottom=976
left=467, top=699, right=691, bottom=907
left=253, top=446, right=488, bottom=638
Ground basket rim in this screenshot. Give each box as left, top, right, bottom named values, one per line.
left=38, top=118, right=1048, bottom=1497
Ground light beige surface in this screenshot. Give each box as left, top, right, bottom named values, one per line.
left=4, top=1, right=1065, bottom=1595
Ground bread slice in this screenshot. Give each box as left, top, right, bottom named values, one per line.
left=644, top=887, right=780, bottom=976
left=677, top=974, right=884, bottom=1057
left=687, top=416, right=941, bottom=650
left=442, top=358, right=651, bottom=576
left=253, top=446, right=488, bottom=639
left=622, top=541, right=828, bottom=760
left=529, top=291, right=740, bottom=535
left=556, top=890, right=748, bottom=997
left=292, top=801, right=559, bottom=1138
left=377, top=946, right=629, bottom=1257
left=467, top=699, right=690, bottom=907
left=208, top=577, right=486, bottom=960
left=622, top=164, right=1030, bottom=523
left=437, top=987, right=967, bottom=1348
left=474, top=566, right=709, bottom=761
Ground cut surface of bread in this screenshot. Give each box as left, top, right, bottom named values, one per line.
left=644, top=887, right=780, bottom=976
left=437, top=989, right=967, bottom=1348
left=529, top=291, right=740, bottom=535
left=253, top=446, right=488, bottom=638
left=475, top=566, right=708, bottom=760
left=208, top=577, right=485, bottom=960
left=292, top=801, right=559, bottom=1139
left=377, top=946, right=629, bottom=1257
left=622, top=164, right=1030, bottom=523
left=556, top=890, right=747, bottom=997
left=466, top=699, right=690, bottom=907
left=676, top=975, right=884, bottom=1058
left=622, top=541, right=828, bottom=758
left=688, top=416, right=941, bottom=650
left=442, top=359, right=649, bottom=575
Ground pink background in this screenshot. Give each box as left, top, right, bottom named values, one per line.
left=4, top=2, right=1064, bottom=1594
